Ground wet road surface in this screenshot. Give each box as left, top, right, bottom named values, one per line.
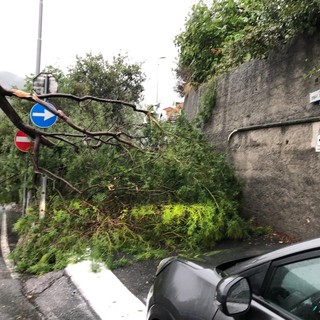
left=0, top=206, right=43, bottom=319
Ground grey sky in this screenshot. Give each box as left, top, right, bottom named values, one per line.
left=1, top=0, right=197, bottom=107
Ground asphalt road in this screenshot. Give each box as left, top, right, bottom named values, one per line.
left=112, top=230, right=294, bottom=304
left=0, top=204, right=294, bottom=320
left=0, top=206, right=43, bottom=319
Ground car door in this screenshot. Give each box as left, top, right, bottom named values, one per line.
left=246, top=250, right=320, bottom=320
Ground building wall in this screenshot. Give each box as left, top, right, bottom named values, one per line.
left=183, top=32, right=320, bottom=240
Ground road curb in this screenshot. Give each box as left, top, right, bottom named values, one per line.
left=66, top=261, right=146, bottom=320
left=1, top=209, right=19, bottom=279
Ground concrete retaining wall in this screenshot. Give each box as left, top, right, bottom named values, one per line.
left=183, top=32, right=320, bottom=240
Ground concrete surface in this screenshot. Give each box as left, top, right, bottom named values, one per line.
left=23, top=270, right=100, bottom=320
left=21, top=262, right=147, bottom=319
left=66, top=261, right=146, bottom=320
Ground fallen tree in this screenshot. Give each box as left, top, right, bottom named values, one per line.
left=0, top=54, right=254, bottom=274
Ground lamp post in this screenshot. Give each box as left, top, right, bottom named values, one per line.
left=36, top=0, right=43, bottom=75
left=23, top=0, right=44, bottom=215
left=36, top=0, right=47, bottom=219
left=156, top=56, right=166, bottom=107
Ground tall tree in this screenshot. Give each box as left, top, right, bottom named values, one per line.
left=66, top=53, right=145, bottom=101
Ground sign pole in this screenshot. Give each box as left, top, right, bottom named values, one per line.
left=39, top=174, right=46, bottom=219
left=22, top=153, right=28, bottom=215
left=15, top=130, right=34, bottom=213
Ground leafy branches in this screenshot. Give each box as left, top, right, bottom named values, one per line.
left=10, top=116, right=250, bottom=274
left=0, top=85, right=154, bottom=194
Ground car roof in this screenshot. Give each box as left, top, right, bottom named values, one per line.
left=227, top=237, right=320, bottom=274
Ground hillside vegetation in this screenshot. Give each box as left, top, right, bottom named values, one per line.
left=175, top=0, right=320, bottom=89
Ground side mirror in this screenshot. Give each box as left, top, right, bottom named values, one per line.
left=216, top=276, right=251, bottom=316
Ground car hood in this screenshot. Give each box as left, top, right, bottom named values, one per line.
left=179, top=244, right=281, bottom=271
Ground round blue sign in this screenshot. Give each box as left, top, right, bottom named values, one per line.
left=30, top=103, right=57, bottom=128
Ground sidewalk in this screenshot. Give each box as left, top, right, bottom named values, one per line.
left=66, top=261, right=146, bottom=320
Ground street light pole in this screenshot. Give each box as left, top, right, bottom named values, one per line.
left=23, top=0, right=44, bottom=214
left=36, top=0, right=43, bottom=75
left=156, top=56, right=166, bottom=107
left=36, top=0, right=47, bottom=219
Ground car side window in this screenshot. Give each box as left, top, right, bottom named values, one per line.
left=264, top=257, right=320, bottom=319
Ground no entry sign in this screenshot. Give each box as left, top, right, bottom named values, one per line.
left=14, top=130, right=34, bottom=152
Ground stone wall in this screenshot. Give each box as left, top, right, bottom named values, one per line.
left=183, top=32, right=320, bottom=240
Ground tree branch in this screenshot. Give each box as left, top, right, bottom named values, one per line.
left=4, top=86, right=148, bottom=151
left=0, top=87, right=55, bottom=148
left=0, top=84, right=158, bottom=194
left=35, top=167, right=82, bottom=194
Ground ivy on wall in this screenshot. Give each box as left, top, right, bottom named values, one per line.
left=194, top=77, right=217, bottom=128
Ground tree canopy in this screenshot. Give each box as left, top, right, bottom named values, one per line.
left=175, top=0, right=320, bottom=87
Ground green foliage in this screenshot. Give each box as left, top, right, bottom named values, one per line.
left=175, top=0, right=320, bottom=86
left=132, top=202, right=248, bottom=251
left=0, top=53, right=146, bottom=205
left=10, top=201, right=166, bottom=273
left=0, top=114, right=28, bottom=203
left=1, top=50, right=256, bottom=275
left=66, top=53, right=145, bottom=102
left=10, top=117, right=251, bottom=274
left=11, top=197, right=253, bottom=274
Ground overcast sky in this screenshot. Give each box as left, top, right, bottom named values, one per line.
left=1, top=0, right=198, bottom=107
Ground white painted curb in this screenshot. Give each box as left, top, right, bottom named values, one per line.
left=66, top=261, right=146, bottom=320
left=1, top=209, right=19, bottom=278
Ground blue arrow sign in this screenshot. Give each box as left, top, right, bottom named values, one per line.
left=30, top=103, right=57, bottom=128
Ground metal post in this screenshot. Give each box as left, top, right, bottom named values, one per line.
left=36, top=0, right=46, bottom=218
left=39, top=174, right=46, bottom=219
left=22, top=0, right=43, bottom=214
left=22, top=170, right=26, bottom=214
left=26, top=190, right=32, bottom=209
left=22, top=156, right=28, bottom=214
left=156, top=57, right=166, bottom=107
left=36, top=0, right=43, bottom=75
